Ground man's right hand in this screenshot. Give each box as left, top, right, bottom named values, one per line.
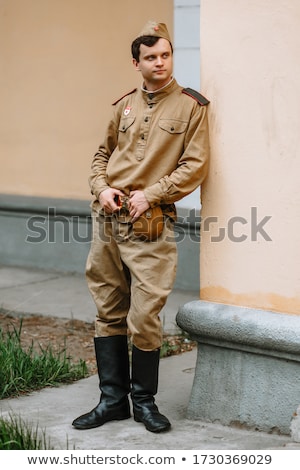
left=99, top=188, right=125, bottom=214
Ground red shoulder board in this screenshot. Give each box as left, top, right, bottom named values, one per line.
left=112, top=88, right=137, bottom=105
left=182, top=88, right=210, bottom=106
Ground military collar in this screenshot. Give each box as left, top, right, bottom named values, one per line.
left=141, top=78, right=177, bottom=103
left=141, top=77, right=174, bottom=94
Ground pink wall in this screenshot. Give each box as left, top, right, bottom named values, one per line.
left=0, top=0, right=173, bottom=199
left=199, top=0, right=300, bottom=315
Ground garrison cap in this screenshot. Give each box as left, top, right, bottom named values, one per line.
left=136, top=20, right=172, bottom=44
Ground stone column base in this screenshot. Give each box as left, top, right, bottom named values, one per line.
left=176, top=300, right=300, bottom=436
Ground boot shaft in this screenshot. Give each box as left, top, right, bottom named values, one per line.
left=131, top=345, right=160, bottom=398
left=94, top=335, right=130, bottom=397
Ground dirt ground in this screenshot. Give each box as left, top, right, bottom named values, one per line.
left=0, top=312, right=196, bottom=376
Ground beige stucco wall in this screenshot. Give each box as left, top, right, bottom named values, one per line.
left=200, top=0, right=300, bottom=315
left=0, top=0, right=173, bottom=199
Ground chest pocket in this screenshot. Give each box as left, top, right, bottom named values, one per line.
left=118, top=117, right=136, bottom=132
left=159, top=119, right=188, bottom=134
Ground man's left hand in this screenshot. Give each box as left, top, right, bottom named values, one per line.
left=129, top=190, right=150, bottom=222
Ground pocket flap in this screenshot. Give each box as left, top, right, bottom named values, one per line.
left=119, top=117, right=135, bottom=132
left=159, top=119, right=187, bottom=134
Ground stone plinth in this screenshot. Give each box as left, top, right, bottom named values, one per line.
left=177, top=301, right=300, bottom=435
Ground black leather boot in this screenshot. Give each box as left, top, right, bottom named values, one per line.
left=72, top=335, right=131, bottom=430
left=131, top=345, right=171, bottom=433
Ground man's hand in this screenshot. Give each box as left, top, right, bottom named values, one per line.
left=129, top=190, right=150, bottom=222
left=99, top=188, right=125, bottom=213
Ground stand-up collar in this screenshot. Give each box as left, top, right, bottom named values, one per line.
left=140, top=78, right=178, bottom=103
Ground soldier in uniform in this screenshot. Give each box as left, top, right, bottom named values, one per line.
left=72, top=20, right=210, bottom=433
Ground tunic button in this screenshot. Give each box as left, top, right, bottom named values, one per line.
left=149, top=104, right=153, bottom=109
left=144, top=117, right=149, bottom=122
left=141, top=134, right=144, bottom=140
left=171, top=127, right=175, bottom=132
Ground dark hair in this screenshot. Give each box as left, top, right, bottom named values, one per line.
left=131, top=35, right=173, bottom=62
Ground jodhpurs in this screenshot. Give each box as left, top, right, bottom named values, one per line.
left=86, top=202, right=178, bottom=351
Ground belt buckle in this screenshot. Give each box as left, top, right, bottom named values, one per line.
left=115, top=195, right=129, bottom=211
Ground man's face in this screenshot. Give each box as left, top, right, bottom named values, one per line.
left=133, top=38, right=173, bottom=91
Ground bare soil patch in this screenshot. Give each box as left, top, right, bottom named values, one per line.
left=0, top=312, right=196, bottom=376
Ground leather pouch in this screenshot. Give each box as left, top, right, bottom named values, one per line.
left=132, top=206, right=164, bottom=241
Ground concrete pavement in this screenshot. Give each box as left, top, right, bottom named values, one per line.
left=0, top=265, right=299, bottom=450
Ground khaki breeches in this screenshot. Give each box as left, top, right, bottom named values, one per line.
left=86, top=203, right=178, bottom=351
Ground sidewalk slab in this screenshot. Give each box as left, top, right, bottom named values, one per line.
left=0, top=349, right=298, bottom=450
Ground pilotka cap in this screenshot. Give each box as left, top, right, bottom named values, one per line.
left=136, top=20, right=172, bottom=44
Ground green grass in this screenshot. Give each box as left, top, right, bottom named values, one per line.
left=0, top=320, right=87, bottom=449
left=0, top=414, right=53, bottom=450
left=0, top=321, right=88, bottom=399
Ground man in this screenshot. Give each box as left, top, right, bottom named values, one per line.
left=72, top=20, right=209, bottom=433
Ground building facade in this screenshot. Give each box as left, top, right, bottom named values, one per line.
left=1, top=0, right=300, bottom=437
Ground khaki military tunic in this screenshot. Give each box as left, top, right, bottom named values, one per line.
left=86, top=78, right=210, bottom=350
